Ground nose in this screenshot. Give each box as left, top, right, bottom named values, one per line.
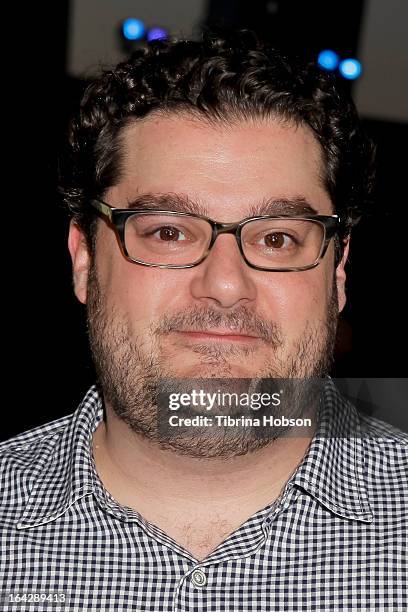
left=189, top=233, right=257, bottom=309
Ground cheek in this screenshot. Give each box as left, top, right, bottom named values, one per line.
left=96, top=232, right=187, bottom=326
left=93, top=227, right=143, bottom=316
left=259, top=267, right=332, bottom=339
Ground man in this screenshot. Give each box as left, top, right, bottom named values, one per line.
left=1, top=31, right=407, bottom=611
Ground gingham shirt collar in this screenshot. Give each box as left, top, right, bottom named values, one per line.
left=289, top=381, right=374, bottom=523
left=15, top=379, right=374, bottom=530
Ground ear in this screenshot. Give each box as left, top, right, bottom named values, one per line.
left=336, top=237, right=350, bottom=313
left=68, top=220, right=92, bottom=304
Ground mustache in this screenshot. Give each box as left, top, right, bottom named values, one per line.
left=152, top=305, right=283, bottom=348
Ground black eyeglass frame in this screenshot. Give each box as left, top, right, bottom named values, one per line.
left=90, top=198, right=348, bottom=272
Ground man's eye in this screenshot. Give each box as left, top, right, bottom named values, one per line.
left=150, top=226, right=187, bottom=241
left=260, top=232, right=294, bottom=248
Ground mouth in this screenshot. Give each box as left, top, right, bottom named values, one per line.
left=175, top=329, right=261, bottom=343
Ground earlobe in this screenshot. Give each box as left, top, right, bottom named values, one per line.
left=68, top=220, right=92, bottom=304
left=336, top=237, right=350, bottom=313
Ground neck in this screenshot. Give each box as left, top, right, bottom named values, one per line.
left=92, top=402, right=315, bottom=514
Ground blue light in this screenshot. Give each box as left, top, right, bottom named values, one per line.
left=122, top=18, right=145, bottom=41
left=317, top=50, right=339, bottom=71
left=339, top=58, right=362, bottom=80
left=147, top=27, right=168, bottom=42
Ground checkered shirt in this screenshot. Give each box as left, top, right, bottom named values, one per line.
left=1, top=380, right=407, bottom=611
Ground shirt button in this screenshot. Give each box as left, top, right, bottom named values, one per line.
left=191, top=569, right=207, bottom=587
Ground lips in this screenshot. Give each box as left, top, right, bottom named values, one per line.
left=176, top=329, right=260, bottom=341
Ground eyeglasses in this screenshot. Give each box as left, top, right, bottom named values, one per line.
left=90, top=198, right=345, bottom=272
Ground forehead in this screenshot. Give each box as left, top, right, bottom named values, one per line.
left=111, top=113, right=332, bottom=217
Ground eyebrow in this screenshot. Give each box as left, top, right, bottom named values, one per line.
left=248, top=197, right=319, bottom=217
left=124, top=193, right=319, bottom=217
left=126, top=193, right=209, bottom=216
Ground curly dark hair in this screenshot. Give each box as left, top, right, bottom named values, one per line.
left=59, top=29, right=376, bottom=255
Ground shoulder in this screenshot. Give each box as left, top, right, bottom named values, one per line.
left=358, top=410, right=408, bottom=446
left=0, top=414, right=73, bottom=457
left=357, top=412, right=408, bottom=505
left=0, top=415, right=74, bottom=517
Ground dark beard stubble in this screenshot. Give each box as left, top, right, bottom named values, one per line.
left=86, top=259, right=339, bottom=458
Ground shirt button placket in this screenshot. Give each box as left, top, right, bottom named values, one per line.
left=191, top=568, right=207, bottom=587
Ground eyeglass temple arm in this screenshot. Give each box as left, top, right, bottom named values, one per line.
left=90, top=199, right=113, bottom=222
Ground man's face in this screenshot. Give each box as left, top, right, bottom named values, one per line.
left=69, top=114, right=348, bottom=456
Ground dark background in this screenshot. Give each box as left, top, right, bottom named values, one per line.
left=3, top=1, right=407, bottom=440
